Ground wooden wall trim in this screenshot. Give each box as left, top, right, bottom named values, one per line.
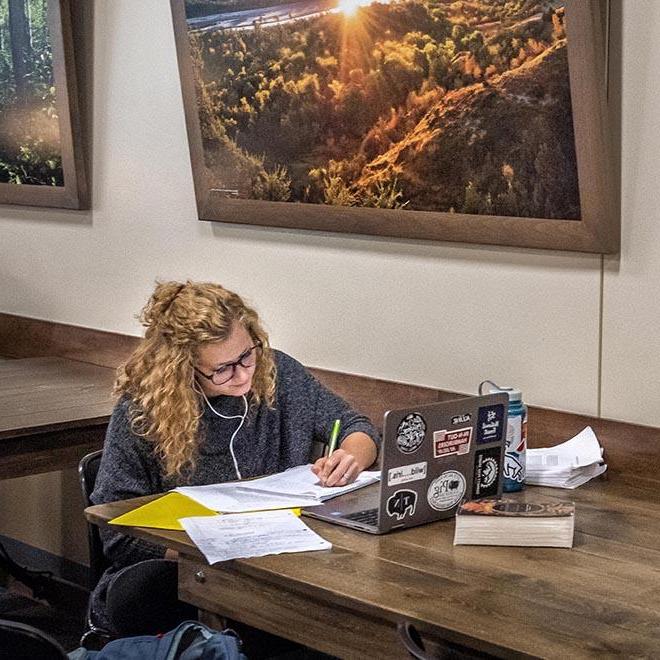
left=1, top=314, right=658, bottom=476
left=0, top=313, right=138, bottom=368
left=309, top=365, right=660, bottom=477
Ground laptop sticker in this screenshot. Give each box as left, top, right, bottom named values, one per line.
left=427, top=471, right=466, bottom=511
left=504, top=452, right=525, bottom=484
left=472, top=447, right=502, bottom=498
left=452, top=413, right=471, bottom=426
left=433, top=427, right=472, bottom=458
left=396, top=413, right=427, bottom=454
left=476, top=404, right=505, bottom=444
left=387, top=462, right=427, bottom=487
left=386, top=490, right=417, bottom=520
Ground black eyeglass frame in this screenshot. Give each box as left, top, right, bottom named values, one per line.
left=194, top=341, right=262, bottom=386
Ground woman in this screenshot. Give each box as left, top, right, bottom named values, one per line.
left=90, top=280, right=379, bottom=639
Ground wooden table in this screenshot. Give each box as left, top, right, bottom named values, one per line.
left=85, top=473, right=660, bottom=660
left=0, top=357, right=115, bottom=479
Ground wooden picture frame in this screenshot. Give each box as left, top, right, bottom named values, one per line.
left=172, top=0, right=617, bottom=253
left=0, top=0, right=88, bottom=210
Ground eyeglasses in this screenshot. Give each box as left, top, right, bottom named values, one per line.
left=194, top=342, right=262, bottom=386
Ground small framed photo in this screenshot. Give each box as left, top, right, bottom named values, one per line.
left=0, top=0, right=88, bottom=209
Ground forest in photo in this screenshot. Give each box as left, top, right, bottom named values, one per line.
left=186, top=0, right=580, bottom=219
left=0, top=0, right=62, bottom=187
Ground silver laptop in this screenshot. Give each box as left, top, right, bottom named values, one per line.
left=303, top=393, right=509, bottom=534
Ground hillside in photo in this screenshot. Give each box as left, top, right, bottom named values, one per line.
left=357, top=40, right=580, bottom=218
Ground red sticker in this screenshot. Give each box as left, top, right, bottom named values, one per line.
left=433, top=427, right=472, bottom=458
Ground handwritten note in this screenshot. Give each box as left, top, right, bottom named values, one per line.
left=180, top=510, right=332, bottom=564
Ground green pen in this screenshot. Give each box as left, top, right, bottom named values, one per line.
left=327, top=418, right=341, bottom=457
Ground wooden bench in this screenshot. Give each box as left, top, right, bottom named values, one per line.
left=0, top=356, right=115, bottom=480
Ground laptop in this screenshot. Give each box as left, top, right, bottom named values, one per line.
left=303, top=393, right=509, bottom=534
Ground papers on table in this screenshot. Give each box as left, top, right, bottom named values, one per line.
left=135, top=464, right=380, bottom=563
left=175, top=464, right=380, bottom=513
left=180, top=510, right=332, bottom=564
left=526, top=426, right=607, bottom=489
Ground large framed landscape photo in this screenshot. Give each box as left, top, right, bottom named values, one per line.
left=172, top=0, right=617, bottom=253
left=0, top=0, right=87, bottom=209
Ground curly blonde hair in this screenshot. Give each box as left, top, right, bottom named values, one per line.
left=115, top=281, right=276, bottom=479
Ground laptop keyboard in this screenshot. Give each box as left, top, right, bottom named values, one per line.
left=345, top=508, right=379, bottom=526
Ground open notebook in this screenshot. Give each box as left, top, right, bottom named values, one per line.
left=175, top=464, right=380, bottom=513
left=234, top=464, right=380, bottom=501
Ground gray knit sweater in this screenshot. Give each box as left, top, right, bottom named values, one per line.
left=90, top=350, right=379, bottom=629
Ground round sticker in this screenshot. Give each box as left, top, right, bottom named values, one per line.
left=427, top=471, right=466, bottom=511
left=479, top=457, right=499, bottom=489
left=396, top=413, right=427, bottom=454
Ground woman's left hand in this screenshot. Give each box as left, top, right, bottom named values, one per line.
left=312, top=448, right=360, bottom=487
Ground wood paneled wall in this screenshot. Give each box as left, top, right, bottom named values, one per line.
left=0, top=313, right=137, bottom=368
left=1, top=313, right=658, bottom=478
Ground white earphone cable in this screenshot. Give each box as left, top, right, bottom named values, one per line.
left=199, top=388, right=248, bottom=480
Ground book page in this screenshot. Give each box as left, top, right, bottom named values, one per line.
left=235, top=464, right=380, bottom=501
left=174, top=482, right=321, bottom=513
left=175, top=464, right=381, bottom=511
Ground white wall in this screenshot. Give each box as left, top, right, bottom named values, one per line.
left=0, top=1, right=657, bottom=557
left=601, top=0, right=660, bottom=424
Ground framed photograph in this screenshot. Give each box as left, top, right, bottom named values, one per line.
left=172, top=0, right=617, bottom=253
left=0, top=0, right=88, bottom=209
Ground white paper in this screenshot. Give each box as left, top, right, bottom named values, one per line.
left=526, top=463, right=607, bottom=489
left=235, top=464, right=381, bottom=501
left=525, top=426, right=606, bottom=489
left=175, top=464, right=380, bottom=512
left=180, top=510, right=332, bottom=564
left=174, top=482, right=320, bottom=513
left=561, top=463, right=608, bottom=488
left=527, top=426, right=603, bottom=469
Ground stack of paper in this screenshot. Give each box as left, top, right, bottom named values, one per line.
left=526, top=426, right=607, bottom=489
left=175, top=464, right=380, bottom=513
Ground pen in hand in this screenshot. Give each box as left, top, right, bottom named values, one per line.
left=314, top=419, right=348, bottom=486
left=326, top=419, right=341, bottom=457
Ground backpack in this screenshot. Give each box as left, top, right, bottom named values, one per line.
left=68, top=620, right=247, bottom=660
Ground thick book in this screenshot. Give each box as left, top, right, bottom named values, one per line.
left=453, top=498, right=575, bottom=548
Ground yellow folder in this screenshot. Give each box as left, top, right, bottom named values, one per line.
left=110, top=492, right=219, bottom=531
